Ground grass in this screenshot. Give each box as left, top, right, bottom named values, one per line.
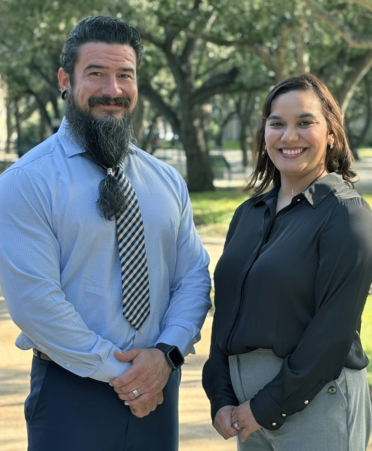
left=362, top=296, right=372, bottom=384
left=362, top=194, right=372, bottom=209
left=190, top=190, right=248, bottom=236
left=358, top=148, right=372, bottom=158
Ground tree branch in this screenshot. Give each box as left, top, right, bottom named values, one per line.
left=196, top=56, right=232, bottom=79
left=138, top=80, right=180, bottom=134
left=136, top=28, right=166, bottom=50
left=346, top=0, right=372, bottom=13
left=335, top=49, right=372, bottom=112
left=305, top=0, right=372, bottom=49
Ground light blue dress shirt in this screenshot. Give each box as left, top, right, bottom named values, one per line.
left=0, top=118, right=211, bottom=382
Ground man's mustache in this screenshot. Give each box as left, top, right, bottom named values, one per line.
left=88, top=96, right=132, bottom=108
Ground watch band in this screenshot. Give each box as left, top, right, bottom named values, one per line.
left=155, top=342, right=184, bottom=371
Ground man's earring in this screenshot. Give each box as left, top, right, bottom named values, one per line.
left=61, top=90, right=69, bottom=101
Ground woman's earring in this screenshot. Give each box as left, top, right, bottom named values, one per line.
left=61, top=90, right=69, bottom=101
left=328, top=136, right=334, bottom=150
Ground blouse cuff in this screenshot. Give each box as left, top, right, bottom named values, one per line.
left=250, top=389, right=290, bottom=430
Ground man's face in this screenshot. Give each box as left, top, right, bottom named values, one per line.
left=59, top=42, right=138, bottom=119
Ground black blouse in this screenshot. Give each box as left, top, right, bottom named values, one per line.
left=202, top=173, right=372, bottom=431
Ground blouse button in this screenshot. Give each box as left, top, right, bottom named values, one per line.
left=328, top=386, right=337, bottom=394
left=281, top=413, right=287, bottom=417
left=272, top=422, right=277, bottom=427
left=304, top=400, right=309, bottom=405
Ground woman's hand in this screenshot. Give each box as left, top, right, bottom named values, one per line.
left=213, top=405, right=240, bottom=440
left=231, top=400, right=261, bottom=442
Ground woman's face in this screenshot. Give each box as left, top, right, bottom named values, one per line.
left=265, top=90, right=332, bottom=181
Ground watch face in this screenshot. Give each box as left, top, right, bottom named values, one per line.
left=169, top=347, right=184, bottom=368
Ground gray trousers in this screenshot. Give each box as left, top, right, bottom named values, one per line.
left=229, top=349, right=371, bottom=451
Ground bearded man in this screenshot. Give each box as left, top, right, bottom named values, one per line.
left=0, top=16, right=211, bottom=451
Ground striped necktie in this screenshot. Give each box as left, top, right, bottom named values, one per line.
left=115, top=167, right=150, bottom=330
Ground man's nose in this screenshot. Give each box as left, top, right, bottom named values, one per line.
left=101, top=76, right=122, bottom=97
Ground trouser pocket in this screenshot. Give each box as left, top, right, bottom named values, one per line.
left=25, top=357, right=50, bottom=423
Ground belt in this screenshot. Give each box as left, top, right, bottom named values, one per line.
left=33, top=348, right=53, bottom=361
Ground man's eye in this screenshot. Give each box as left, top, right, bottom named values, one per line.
left=90, top=72, right=101, bottom=76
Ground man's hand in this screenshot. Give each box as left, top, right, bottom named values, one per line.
left=231, top=400, right=261, bottom=442
left=127, top=390, right=164, bottom=418
left=110, top=348, right=171, bottom=405
left=213, top=406, right=240, bottom=440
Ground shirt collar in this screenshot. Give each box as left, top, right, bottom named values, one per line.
left=252, top=173, right=347, bottom=209
left=57, top=116, right=138, bottom=158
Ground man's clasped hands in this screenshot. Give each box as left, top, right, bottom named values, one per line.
left=110, top=348, right=172, bottom=418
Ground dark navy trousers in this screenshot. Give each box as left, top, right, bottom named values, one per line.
left=25, top=354, right=181, bottom=451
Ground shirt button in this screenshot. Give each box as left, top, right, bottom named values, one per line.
left=65, top=363, right=71, bottom=367
left=328, top=386, right=337, bottom=394
left=272, top=422, right=277, bottom=427
left=297, top=199, right=301, bottom=202
left=282, top=413, right=287, bottom=417
left=304, top=400, right=309, bottom=405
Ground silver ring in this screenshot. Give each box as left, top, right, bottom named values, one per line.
left=132, top=389, right=140, bottom=398
left=232, top=421, right=241, bottom=431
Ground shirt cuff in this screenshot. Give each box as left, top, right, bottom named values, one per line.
left=156, top=325, right=197, bottom=356
left=90, top=348, right=132, bottom=383
left=250, top=388, right=290, bottom=430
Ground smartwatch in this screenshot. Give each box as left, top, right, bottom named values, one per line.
left=155, top=343, right=184, bottom=371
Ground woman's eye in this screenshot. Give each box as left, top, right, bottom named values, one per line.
left=299, top=121, right=313, bottom=126
left=270, top=122, right=283, bottom=127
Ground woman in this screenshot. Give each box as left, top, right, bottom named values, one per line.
left=202, top=74, right=372, bottom=451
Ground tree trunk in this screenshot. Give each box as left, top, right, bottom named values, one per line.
left=6, top=98, right=13, bottom=152
left=50, top=95, right=60, bottom=119
left=144, top=114, right=159, bottom=154
left=237, top=94, right=256, bottom=168
left=240, top=126, right=249, bottom=168
left=181, top=105, right=214, bottom=191
left=132, top=94, right=147, bottom=145
left=348, top=75, right=372, bottom=158
left=215, top=111, right=235, bottom=147
left=336, top=50, right=372, bottom=113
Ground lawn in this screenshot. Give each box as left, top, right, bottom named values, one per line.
left=190, top=189, right=372, bottom=383
left=190, top=190, right=248, bottom=236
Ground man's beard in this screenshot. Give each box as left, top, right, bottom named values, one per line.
left=65, top=94, right=135, bottom=220
left=65, top=93, right=134, bottom=169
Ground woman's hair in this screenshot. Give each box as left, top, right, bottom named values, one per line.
left=246, top=73, right=356, bottom=195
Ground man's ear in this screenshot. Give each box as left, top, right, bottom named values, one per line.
left=58, top=67, right=71, bottom=92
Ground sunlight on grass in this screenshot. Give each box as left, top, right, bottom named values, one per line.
left=361, top=194, right=372, bottom=209
left=358, top=148, right=372, bottom=158
left=362, top=296, right=372, bottom=384
left=190, top=190, right=248, bottom=236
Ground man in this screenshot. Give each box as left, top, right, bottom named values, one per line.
left=0, top=16, right=211, bottom=451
